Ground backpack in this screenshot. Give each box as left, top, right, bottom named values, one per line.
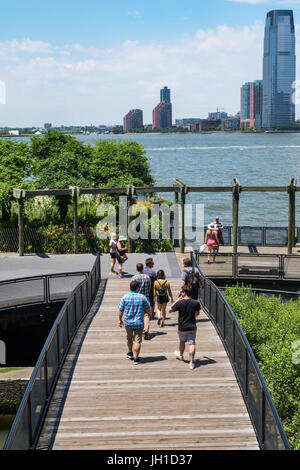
left=184, top=269, right=200, bottom=291
left=157, top=280, right=168, bottom=296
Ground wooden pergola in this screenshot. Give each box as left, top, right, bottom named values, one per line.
left=13, top=177, right=297, bottom=256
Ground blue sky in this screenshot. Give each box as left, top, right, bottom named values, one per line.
left=0, top=0, right=300, bottom=126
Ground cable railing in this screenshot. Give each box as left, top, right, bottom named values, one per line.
left=190, top=251, right=290, bottom=450
left=3, top=253, right=101, bottom=450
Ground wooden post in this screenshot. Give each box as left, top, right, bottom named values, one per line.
left=71, top=186, right=79, bottom=254
left=180, top=188, right=186, bottom=254
left=126, top=185, right=134, bottom=253
left=13, top=189, right=25, bottom=256
left=232, top=177, right=241, bottom=257
left=288, top=178, right=296, bottom=254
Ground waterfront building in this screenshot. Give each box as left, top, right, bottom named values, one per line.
left=262, top=10, right=296, bottom=128
left=160, top=86, right=171, bottom=103
left=123, top=109, right=143, bottom=132
left=221, top=118, right=240, bottom=131
left=175, top=118, right=201, bottom=127
left=152, top=100, right=172, bottom=129
left=240, top=81, right=263, bottom=128
left=208, top=111, right=228, bottom=120
left=192, top=119, right=221, bottom=132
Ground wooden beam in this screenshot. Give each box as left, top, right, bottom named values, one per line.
left=71, top=187, right=79, bottom=254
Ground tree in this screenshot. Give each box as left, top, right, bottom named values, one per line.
left=31, top=131, right=92, bottom=220
left=88, top=139, right=154, bottom=188
left=0, top=139, right=31, bottom=221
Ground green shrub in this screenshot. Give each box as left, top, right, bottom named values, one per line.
left=223, top=284, right=300, bottom=449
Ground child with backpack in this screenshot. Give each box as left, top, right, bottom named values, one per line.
left=153, top=270, right=174, bottom=327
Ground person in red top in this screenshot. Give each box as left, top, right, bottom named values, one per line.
left=205, top=223, right=219, bottom=264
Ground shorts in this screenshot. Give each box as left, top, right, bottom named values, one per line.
left=178, top=329, right=197, bottom=345
left=110, top=252, right=116, bottom=259
left=125, top=326, right=143, bottom=344
left=157, top=294, right=169, bottom=304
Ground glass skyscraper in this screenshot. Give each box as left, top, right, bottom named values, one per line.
left=262, top=10, right=296, bottom=128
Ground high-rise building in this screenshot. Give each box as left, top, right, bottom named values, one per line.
left=160, top=86, right=171, bottom=103
left=123, top=109, right=143, bottom=132
left=240, top=81, right=263, bottom=127
left=152, top=101, right=172, bottom=129
left=262, top=10, right=296, bottom=128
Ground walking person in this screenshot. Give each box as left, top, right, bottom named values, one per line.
left=153, top=270, right=174, bottom=327
left=181, top=258, right=203, bottom=300
left=143, top=258, right=157, bottom=320
left=204, top=224, right=219, bottom=264
left=170, top=286, right=201, bottom=370
left=115, top=236, right=128, bottom=278
left=131, top=263, right=152, bottom=340
left=109, top=232, right=118, bottom=276
left=118, top=280, right=150, bottom=365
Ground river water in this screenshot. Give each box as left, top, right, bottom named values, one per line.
left=13, top=132, right=300, bottom=226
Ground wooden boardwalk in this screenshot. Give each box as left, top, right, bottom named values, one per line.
left=38, top=278, right=259, bottom=450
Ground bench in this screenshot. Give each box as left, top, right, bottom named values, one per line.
left=238, top=264, right=280, bottom=276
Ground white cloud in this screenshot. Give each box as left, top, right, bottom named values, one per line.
left=1, top=21, right=299, bottom=126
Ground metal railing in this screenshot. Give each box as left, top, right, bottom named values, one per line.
left=195, top=251, right=300, bottom=280
left=0, top=272, right=90, bottom=310
left=3, top=253, right=101, bottom=450
left=191, top=252, right=290, bottom=450
left=171, top=225, right=291, bottom=247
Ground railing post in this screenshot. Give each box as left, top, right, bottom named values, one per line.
left=231, top=178, right=241, bottom=254
left=14, top=189, right=26, bottom=257
left=288, top=178, right=296, bottom=254
left=71, top=186, right=80, bottom=254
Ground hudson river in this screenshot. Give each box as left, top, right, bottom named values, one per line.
left=16, top=131, right=300, bottom=226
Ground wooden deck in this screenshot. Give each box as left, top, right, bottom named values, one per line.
left=38, top=278, right=259, bottom=450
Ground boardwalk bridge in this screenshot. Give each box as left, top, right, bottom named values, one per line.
left=2, top=252, right=290, bottom=450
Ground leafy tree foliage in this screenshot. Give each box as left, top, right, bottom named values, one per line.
left=0, top=139, right=31, bottom=220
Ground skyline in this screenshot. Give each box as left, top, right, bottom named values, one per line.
left=1, top=1, right=300, bottom=126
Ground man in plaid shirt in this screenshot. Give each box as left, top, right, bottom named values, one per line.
left=118, top=280, right=151, bottom=365
left=131, top=263, right=152, bottom=340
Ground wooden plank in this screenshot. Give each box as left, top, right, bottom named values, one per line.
left=37, top=278, right=259, bottom=450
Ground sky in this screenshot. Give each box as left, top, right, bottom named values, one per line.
left=1, top=0, right=300, bottom=127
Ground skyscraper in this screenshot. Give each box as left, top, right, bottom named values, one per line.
left=262, top=10, right=296, bottom=128
left=160, top=86, right=171, bottom=103
left=152, top=101, right=172, bottom=129
left=123, top=109, right=143, bottom=132
left=152, top=87, right=172, bottom=129
left=240, top=81, right=263, bottom=127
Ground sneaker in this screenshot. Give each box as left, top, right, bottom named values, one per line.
left=133, top=357, right=142, bottom=365
left=144, top=332, right=149, bottom=340
left=174, top=350, right=183, bottom=361
left=109, top=272, right=117, bottom=276
left=189, top=362, right=195, bottom=370
left=118, top=273, right=124, bottom=278
left=126, top=351, right=134, bottom=360
left=157, top=318, right=161, bottom=326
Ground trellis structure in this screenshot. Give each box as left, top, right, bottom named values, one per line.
left=13, top=177, right=297, bottom=256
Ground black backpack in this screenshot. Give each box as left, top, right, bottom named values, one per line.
left=184, top=269, right=200, bottom=291
left=157, top=280, right=168, bottom=296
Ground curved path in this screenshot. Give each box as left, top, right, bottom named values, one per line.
left=37, top=277, right=259, bottom=450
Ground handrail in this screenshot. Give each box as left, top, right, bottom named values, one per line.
left=190, top=252, right=290, bottom=450
left=0, top=271, right=90, bottom=310
left=195, top=251, right=300, bottom=280
left=3, top=253, right=101, bottom=450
